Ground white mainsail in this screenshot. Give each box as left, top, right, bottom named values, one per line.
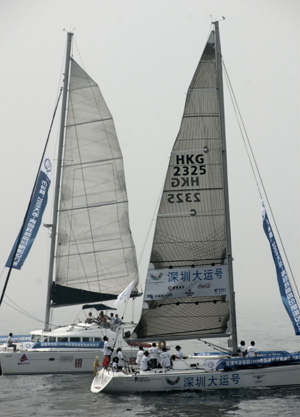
left=133, top=31, right=233, bottom=341
left=51, top=59, right=139, bottom=306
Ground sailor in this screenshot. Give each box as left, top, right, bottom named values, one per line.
left=85, top=312, right=93, bottom=323
left=140, top=351, right=151, bottom=371
left=160, top=347, right=171, bottom=369
left=136, top=345, right=144, bottom=366
left=175, top=345, right=183, bottom=359
left=112, top=356, right=119, bottom=371
left=7, top=333, right=17, bottom=352
left=238, top=340, right=247, bottom=357
left=149, top=342, right=159, bottom=368
left=97, top=311, right=109, bottom=327
left=103, top=336, right=113, bottom=360
left=114, top=314, right=122, bottom=326
left=109, top=313, right=115, bottom=329
left=116, top=347, right=125, bottom=370
left=247, top=341, right=257, bottom=357
left=93, top=355, right=100, bottom=376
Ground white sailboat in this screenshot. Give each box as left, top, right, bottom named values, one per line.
left=0, top=32, right=141, bottom=375
left=91, top=21, right=300, bottom=393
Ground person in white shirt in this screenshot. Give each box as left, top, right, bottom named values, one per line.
left=7, top=333, right=16, bottom=352
left=160, top=347, right=171, bottom=369
left=116, top=347, right=125, bottom=370
left=112, top=357, right=119, bottom=371
left=247, top=341, right=257, bottom=357
left=136, top=346, right=144, bottom=366
left=103, top=336, right=113, bottom=359
left=140, top=351, right=150, bottom=371
left=109, top=313, right=115, bottom=330
left=149, top=342, right=159, bottom=368
left=175, top=345, right=183, bottom=359
left=238, top=341, right=247, bottom=357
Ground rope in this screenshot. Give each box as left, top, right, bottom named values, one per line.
left=0, top=88, right=63, bottom=309
left=223, top=60, right=300, bottom=301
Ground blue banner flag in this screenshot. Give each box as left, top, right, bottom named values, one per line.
left=6, top=156, right=52, bottom=270
left=262, top=202, right=300, bottom=335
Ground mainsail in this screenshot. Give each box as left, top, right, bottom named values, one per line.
left=51, top=58, right=139, bottom=306
left=133, top=30, right=233, bottom=341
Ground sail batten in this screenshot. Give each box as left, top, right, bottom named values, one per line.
left=51, top=58, right=139, bottom=307
left=66, top=116, right=113, bottom=128
left=59, top=199, right=128, bottom=212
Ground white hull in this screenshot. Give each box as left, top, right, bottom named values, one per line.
left=91, top=364, right=300, bottom=393
left=0, top=323, right=140, bottom=375
left=0, top=347, right=137, bottom=375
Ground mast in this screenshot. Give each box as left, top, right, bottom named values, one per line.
left=214, top=21, right=238, bottom=353
left=44, top=32, right=73, bottom=330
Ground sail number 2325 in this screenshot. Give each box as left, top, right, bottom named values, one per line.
left=167, top=193, right=201, bottom=203
left=167, top=153, right=206, bottom=204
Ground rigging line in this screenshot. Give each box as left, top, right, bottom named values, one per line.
left=2, top=298, right=45, bottom=324
left=0, top=88, right=63, bottom=307
left=136, top=176, right=164, bottom=293
left=72, top=36, right=86, bottom=72
left=223, top=61, right=300, bottom=301
left=5, top=290, right=62, bottom=328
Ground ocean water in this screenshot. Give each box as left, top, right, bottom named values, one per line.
left=0, top=373, right=300, bottom=417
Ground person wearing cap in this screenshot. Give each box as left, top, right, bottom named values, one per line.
left=175, top=345, right=183, bottom=359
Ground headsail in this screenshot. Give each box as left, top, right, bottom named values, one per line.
left=133, top=29, right=233, bottom=341
left=51, top=59, right=139, bottom=306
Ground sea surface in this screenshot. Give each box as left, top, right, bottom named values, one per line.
left=1, top=373, right=300, bottom=417
left=1, top=304, right=300, bottom=417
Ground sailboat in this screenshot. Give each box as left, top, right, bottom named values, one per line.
left=91, top=21, right=300, bottom=393
left=0, top=32, right=141, bottom=375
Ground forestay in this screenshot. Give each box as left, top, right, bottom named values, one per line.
left=133, top=31, right=231, bottom=340
left=51, top=59, right=139, bottom=306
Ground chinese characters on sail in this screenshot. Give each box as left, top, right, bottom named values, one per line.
left=6, top=156, right=52, bottom=270
left=145, top=265, right=228, bottom=300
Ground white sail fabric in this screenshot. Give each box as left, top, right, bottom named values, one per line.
left=134, top=31, right=230, bottom=340
left=53, top=59, right=139, bottom=306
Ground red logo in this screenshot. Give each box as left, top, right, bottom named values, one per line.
left=19, top=354, right=28, bottom=362
left=75, top=359, right=82, bottom=368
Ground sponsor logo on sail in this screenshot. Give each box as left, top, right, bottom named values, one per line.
left=214, top=288, right=226, bottom=294
left=198, top=283, right=211, bottom=289
left=150, top=273, right=163, bottom=281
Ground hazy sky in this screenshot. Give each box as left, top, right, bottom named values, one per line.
left=0, top=0, right=299, bottom=348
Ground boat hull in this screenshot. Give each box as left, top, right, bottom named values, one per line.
left=91, top=364, right=300, bottom=393
left=0, top=348, right=136, bottom=375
